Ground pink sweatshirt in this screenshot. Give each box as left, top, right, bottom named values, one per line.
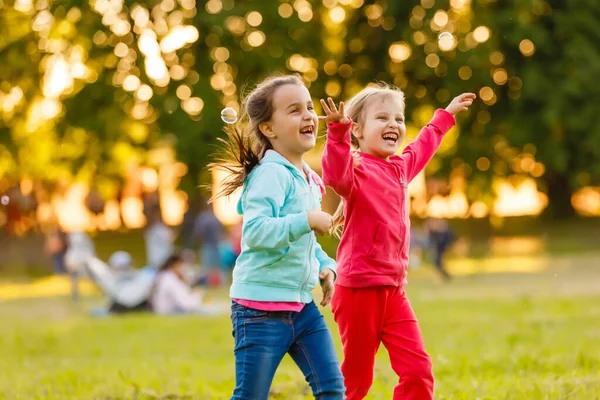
left=322, top=109, right=456, bottom=288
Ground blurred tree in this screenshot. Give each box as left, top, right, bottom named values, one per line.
left=1, top=0, right=599, bottom=218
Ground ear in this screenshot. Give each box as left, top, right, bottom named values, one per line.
left=259, top=122, right=275, bottom=138
left=351, top=122, right=362, bottom=139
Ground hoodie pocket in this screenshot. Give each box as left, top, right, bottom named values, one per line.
left=367, top=222, right=400, bottom=262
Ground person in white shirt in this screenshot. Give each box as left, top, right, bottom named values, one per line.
left=151, top=254, right=204, bottom=315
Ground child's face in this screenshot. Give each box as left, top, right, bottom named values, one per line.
left=264, top=84, right=318, bottom=157
left=355, top=93, right=406, bottom=159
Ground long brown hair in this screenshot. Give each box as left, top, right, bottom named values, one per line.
left=209, top=74, right=305, bottom=202
left=330, top=82, right=405, bottom=237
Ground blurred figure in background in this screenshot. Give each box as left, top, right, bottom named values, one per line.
left=87, top=250, right=156, bottom=315
left=45, top=218, right=69, bottom=274
left=193, top=199, right=223, bottom=286
left=425, top=218, right=456, bottom=281
left=144, top=206, right=174, bottom=268
left=64, top=231, right=96, bottom=300
left=106, top=251, right=152, bottom=313
left=408, top=224, right=428, bottom=270
left=229, top=220, right=242, bottom=258
left=218, top=225, right=240, bottom=277
left=180, top=197, right=201, bottom=262
left=151, top=253, right=204, bottom=315
left=108, top=251, right=136, bottom=280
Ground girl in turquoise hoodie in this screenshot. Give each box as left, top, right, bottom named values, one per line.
left=211, top=75, right=344, bottom=400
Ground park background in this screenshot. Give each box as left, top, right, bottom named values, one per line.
left=1, top=0, right=600, bottom=398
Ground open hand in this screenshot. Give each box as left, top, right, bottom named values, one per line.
left=445, top=93, right=476, bottom=115
left=319, top=268, right=335, bottom=307
left=319, top=97, right=350, bottom=125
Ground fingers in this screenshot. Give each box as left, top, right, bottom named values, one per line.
left=319, top=270, right=334, bottom=306
left=320, top=268, right=334, bottom=279
left=327, top=97, right=338, bottom=114
left=320, top=99, right=332, bottom=115
left=321, top=287, right=333, bottom=306
left=318, top=115, right=328, bottom=120
left=339, top=101, right=345, bottom=117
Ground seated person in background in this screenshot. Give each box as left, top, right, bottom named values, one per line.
left=106, top=251, right=153, bottom=313
left=151, top=254, right=205, bottom=315
left=86, top=251, right=156, bottom=315
left=108, top=251, right=136, bottom=278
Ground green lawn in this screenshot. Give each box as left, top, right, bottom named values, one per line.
left=2, top=257, right=600, bottom=399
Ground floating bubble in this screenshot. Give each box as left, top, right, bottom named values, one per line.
left=1, top=196, right=9, bottom=206
left=221, top=107, right=238, bottom=124
left=437, top=31, right=456, bottom=51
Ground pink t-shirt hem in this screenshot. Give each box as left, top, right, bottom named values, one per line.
left=233, top=299, right=305, bottom=312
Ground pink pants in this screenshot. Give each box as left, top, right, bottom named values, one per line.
left=331, top=285, right=434, bottom=399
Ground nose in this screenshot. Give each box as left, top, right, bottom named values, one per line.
left=302, top=109, right=313, bottom=120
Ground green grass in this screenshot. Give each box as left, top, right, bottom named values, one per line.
left=2, top=259, right=600, bottom=399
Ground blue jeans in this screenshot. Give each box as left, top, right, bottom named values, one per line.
left=230, top=301, right=345, bottom=400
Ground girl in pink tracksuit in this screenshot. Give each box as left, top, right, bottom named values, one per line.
left=319, top=84, right=476, bottom=399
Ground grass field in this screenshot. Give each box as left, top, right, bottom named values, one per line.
left=2, top=253, right=600, bottom=400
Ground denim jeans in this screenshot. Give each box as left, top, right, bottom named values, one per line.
left=230, top=301, right=345, bottom=400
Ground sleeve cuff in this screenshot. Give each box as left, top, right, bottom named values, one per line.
left=430, top=109, right=456, bottom=134
left=288, top=211, right=311, bottom=241
left=326, top=118, right=354, bottom=141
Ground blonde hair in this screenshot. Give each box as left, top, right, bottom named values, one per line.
left=209, top=74, right=304, bottom=202
left=330, top=82, right=405, bottom=237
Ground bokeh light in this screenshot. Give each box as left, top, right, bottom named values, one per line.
left=519, top=39, right=535, bottom=56
left=473, top=26, right=491, bottom=43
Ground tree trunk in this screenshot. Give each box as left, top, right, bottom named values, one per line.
left=543, top=172, right=576, bottom=219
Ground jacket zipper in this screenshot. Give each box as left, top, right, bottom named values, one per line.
left=298, top=171, right=315, bottom=301
left=397, top=168, right=408, bottom=280
left=299, top=238, right=313, bottom=301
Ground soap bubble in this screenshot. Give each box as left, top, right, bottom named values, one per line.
left=1, top=196, right=9, bottom=206
left=221, top=107, right=238, bottom=124
left=438, top=31, right=456, bottom=51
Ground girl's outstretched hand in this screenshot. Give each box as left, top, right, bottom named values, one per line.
left=319, top=97, right=350, bottom=125
left=445, top=93, right=477, bottom=115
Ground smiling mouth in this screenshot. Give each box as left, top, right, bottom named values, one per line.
left=382, top=132, right=398, bottom=143
left=300, top=125, right=314, bottom=136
